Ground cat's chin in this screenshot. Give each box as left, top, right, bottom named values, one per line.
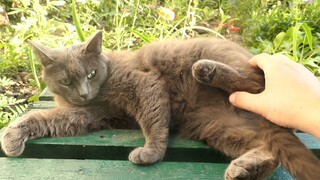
left=67, top=97, right=93, bottom=106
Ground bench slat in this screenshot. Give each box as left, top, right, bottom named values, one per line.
left=0, top=129, right=228, bottom=162
left=0, top=158, right=293, bottom=179
left=1, top=129, right=318, bottom=161
left=38, top=88, right=54, bottom=101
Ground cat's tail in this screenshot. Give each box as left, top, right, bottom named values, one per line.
left=267, top=127, right=320, bottom=179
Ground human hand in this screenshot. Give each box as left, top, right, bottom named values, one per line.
left=229, top=53, right=320, bottom=139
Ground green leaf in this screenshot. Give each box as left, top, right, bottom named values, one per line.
left=273, top=32, right=286, bottom=52
left=292, top=23, right=301, bottom=61
left=292, top=23, right=314, bottom=61
left=303, top=58, right=318, bottom=69
left=72, top=0, right=86, bottom=42
left=0, top=77, right=15, bottom=87
left=28, top=47, right=42, bottom=90
left=301, top=23, right=313, bottom=50
left=129, top=30, right=152, bottom=44
left=170, top=26, right=225, bottom=39
left=258, top=40, right=274, bottom=54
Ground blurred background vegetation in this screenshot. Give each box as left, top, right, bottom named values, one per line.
left=0, top=0, right=319, bottom=127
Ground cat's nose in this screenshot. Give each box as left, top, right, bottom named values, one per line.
left=78, top=83, right=89, bottom=100
left=80, top=93, right=88, bottom=100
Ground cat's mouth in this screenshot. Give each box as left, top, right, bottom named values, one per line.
left=68, top=96, right=93, bottom=106
left=66, top=90, right=101, bottom=105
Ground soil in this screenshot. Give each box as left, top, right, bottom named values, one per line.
left=1, top=72, right=38, bottom=104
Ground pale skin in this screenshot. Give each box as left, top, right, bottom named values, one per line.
left=229, top=53, right=320, bottom=139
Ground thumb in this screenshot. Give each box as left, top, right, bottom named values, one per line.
left=229, top=91, right=262, bottom=114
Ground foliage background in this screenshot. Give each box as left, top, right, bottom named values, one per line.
left=0, top=0, right=319, bottom=127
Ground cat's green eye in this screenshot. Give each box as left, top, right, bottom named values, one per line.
left=59, top=79, right=72, bottom=86
left=87, top=70, right=96, bottom=79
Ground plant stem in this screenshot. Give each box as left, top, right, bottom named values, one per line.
left=28, top=47, right=41, bottom=90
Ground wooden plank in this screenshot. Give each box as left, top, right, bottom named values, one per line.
left=0, top=129, right=227, bottom=162
left=0, top=158, right=227, bottom=179
left=39, top=88, right=54, bottom=101
left=28, top=101, right=55, bottom=109
left=0, top=158, right=293, bottom=179
left=296, top=133, right=320, bottom=157
left=1, top=129, right=318, bottom=162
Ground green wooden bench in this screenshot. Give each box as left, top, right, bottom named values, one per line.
left=1, top=90, right=319, bottom=179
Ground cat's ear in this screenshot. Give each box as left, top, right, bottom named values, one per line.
left=83, top=31, right=103, bottom=55
left=28, top=40, right=54, bottom=66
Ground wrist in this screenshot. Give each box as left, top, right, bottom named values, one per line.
left=299, top=101, right=320, bottom=139
left=310, top=123, right=320, bottom=139
left=305, top=114, right=320, bottom=139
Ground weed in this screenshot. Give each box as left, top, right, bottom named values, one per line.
left=252, top=23, right=320, bottom=76
left=0, top=77, right=28, bottom=128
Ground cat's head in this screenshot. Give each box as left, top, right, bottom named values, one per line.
left=29, top=31, right=108, bottom=105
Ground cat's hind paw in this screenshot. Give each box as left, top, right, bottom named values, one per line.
left=1, top=126, right=29, bottom=157
left=129, top=147, right=164, bottom=165
left=224, top=159, right=258, bottom=180
left=224, top=152, right=277, bottom=180
left=192, top=60, right=217, bottom=84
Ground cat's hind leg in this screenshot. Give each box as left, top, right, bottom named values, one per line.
left=183, top=105, right=279, bottom=179
left=192, top=59, right=264, bottom=93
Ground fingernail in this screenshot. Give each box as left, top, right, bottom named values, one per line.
left=229, top=93, right=236, bottom=105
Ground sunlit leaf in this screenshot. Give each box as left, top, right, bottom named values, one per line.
left=51, top=1, right=66, bottom=6
left=72, top=0, right=86, bottom=42
left=129, top=29, right=152, bottom=43
left=301, top=23, right=313, bottom=50
left=273, top=32, right=286, bottom=52
left=258, top=40, right=274, bottom=54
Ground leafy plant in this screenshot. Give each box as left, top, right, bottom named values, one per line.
left=223, top=0, right=320, bottom=76
left=252, top=23, right=320, bottom=76
left=0, top=77, right=15, bottom=87
left=1, top=0, right=320, bottom=106
left=0, top=77, right=28, bottom=128
left=228, top=0, right=320, bottom=48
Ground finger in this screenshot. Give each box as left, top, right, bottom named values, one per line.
left=248, top=53, right=273, bottom=70
left=229, top=92, right=265, bottom=116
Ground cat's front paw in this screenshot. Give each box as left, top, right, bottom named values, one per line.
left=1, top=122, right=30, bottom=156
left=129, top=147, right=164, bottom=165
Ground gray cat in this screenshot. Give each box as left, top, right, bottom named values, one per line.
left=1, top=31, right=319, bottom=179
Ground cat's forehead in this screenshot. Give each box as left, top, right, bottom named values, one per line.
left=45, top=47, right=87, bottom=77
left=49, top=59, right=86, bottom=78
left=70, top=43, right=84, bottom=51
left=56, top=44, right=83, bottom=56
left=44, top=42, right=100, bottom=78
left=53, top=44, right=86, bottom=63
